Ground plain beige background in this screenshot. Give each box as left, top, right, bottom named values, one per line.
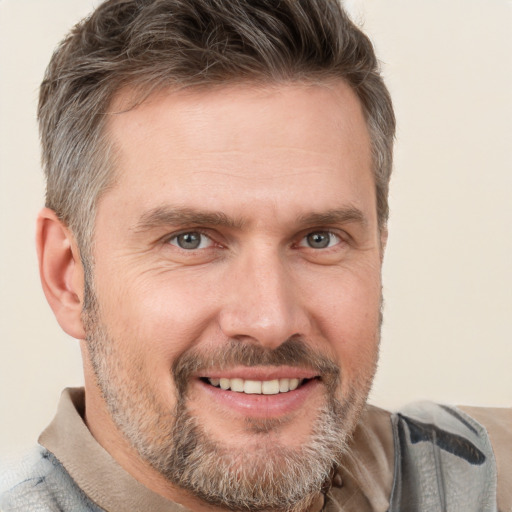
left=0, top=0, right=510, bottom=456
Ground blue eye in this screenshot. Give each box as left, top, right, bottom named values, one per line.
left=169, top=232, right=212, bottom=250
left=300, top=231, right=340, bottom=249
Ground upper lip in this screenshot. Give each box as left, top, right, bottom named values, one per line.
left=196, top=366, right=319, bottom=381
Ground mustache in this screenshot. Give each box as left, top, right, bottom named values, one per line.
left=172, top=336, right=341, bottom=397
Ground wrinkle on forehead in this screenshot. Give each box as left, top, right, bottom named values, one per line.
left=99, top=80, right=375, bottom=231
left=106, top=80, right=370, bottom=154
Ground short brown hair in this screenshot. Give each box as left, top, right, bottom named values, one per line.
left=39, top=0, right=395, bottom=252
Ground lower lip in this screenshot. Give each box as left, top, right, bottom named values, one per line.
left=195, top=378, right=322, bottom=418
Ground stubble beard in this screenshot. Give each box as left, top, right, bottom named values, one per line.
left=83, top=290, right=378, bottom=512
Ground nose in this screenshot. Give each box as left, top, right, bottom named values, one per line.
left=218, top=249, right=310, bottom=349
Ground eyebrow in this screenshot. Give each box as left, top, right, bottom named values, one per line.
left=133, top=205, right=368, bottom=234
left=297, top=207, right=368, bottom=227
left=133, top=206, right=246, bottom=232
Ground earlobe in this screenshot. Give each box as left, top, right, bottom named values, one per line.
left=36, top=208, right=86, bottom=340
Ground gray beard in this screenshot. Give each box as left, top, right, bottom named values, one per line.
left=84, top=300, right=374, bottom=512
left=143, top=387, right=356, bottom=512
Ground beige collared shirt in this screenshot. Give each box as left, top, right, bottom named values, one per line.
left=38, top=388, right=511, bottom=512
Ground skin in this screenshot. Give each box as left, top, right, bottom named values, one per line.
left=37, top=80, right=386, bottom=512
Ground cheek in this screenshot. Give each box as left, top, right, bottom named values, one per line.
left=94, top=271, right=222, bottom=367
left=302, top=268, right=382, bottom=374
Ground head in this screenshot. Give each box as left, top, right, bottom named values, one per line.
left=39, top=0, right=394, bottom=257
left=37, top=1, right=395, bottom=511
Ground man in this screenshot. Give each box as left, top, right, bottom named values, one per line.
left=0, top=0, right=510, bottom=511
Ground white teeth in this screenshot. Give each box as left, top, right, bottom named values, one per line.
left=262, top=379, right=280, bottom=395
left=289, top=378, right=300, bottom=391
left=230, top=378, right=244, bottom=392
left=207, top=377, right=305, bottom=394
left=244, top=380, right=262, bottom=394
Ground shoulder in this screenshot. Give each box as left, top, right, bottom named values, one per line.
left=459, top=406, right=512, bottom=512
left=337, top=403, right=511, bottom=512
left=0, top=445, right=102, bottom=512
left=389, top=402, right=511, bottom=512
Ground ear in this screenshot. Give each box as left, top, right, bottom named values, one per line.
left=36, top=208, right=86, bottom=339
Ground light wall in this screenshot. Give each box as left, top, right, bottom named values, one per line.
left=0, top=0, right=510, bottom=456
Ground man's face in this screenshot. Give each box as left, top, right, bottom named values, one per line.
left=83, top=82, right=384, bottom=510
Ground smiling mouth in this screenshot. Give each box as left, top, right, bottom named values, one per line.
left=201, top=377, right=317, bottom=395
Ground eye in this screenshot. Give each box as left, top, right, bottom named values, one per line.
left=299, top=231, right=341, bottom=249
left=168, top=231, right=213, bottom=250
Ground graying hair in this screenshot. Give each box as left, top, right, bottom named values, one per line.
left=39, top=0, right=395, bottom=255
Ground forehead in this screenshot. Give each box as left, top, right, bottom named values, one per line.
left=101, top=81, right=374, bottom=224
left=107, top=80, right=370, bottom=159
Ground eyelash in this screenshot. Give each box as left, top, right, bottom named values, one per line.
left=297, top=231, right=342, bottom=250
left=167, top=231, right=215, bottom=251
left=165, top=229, right=345, bottom=252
